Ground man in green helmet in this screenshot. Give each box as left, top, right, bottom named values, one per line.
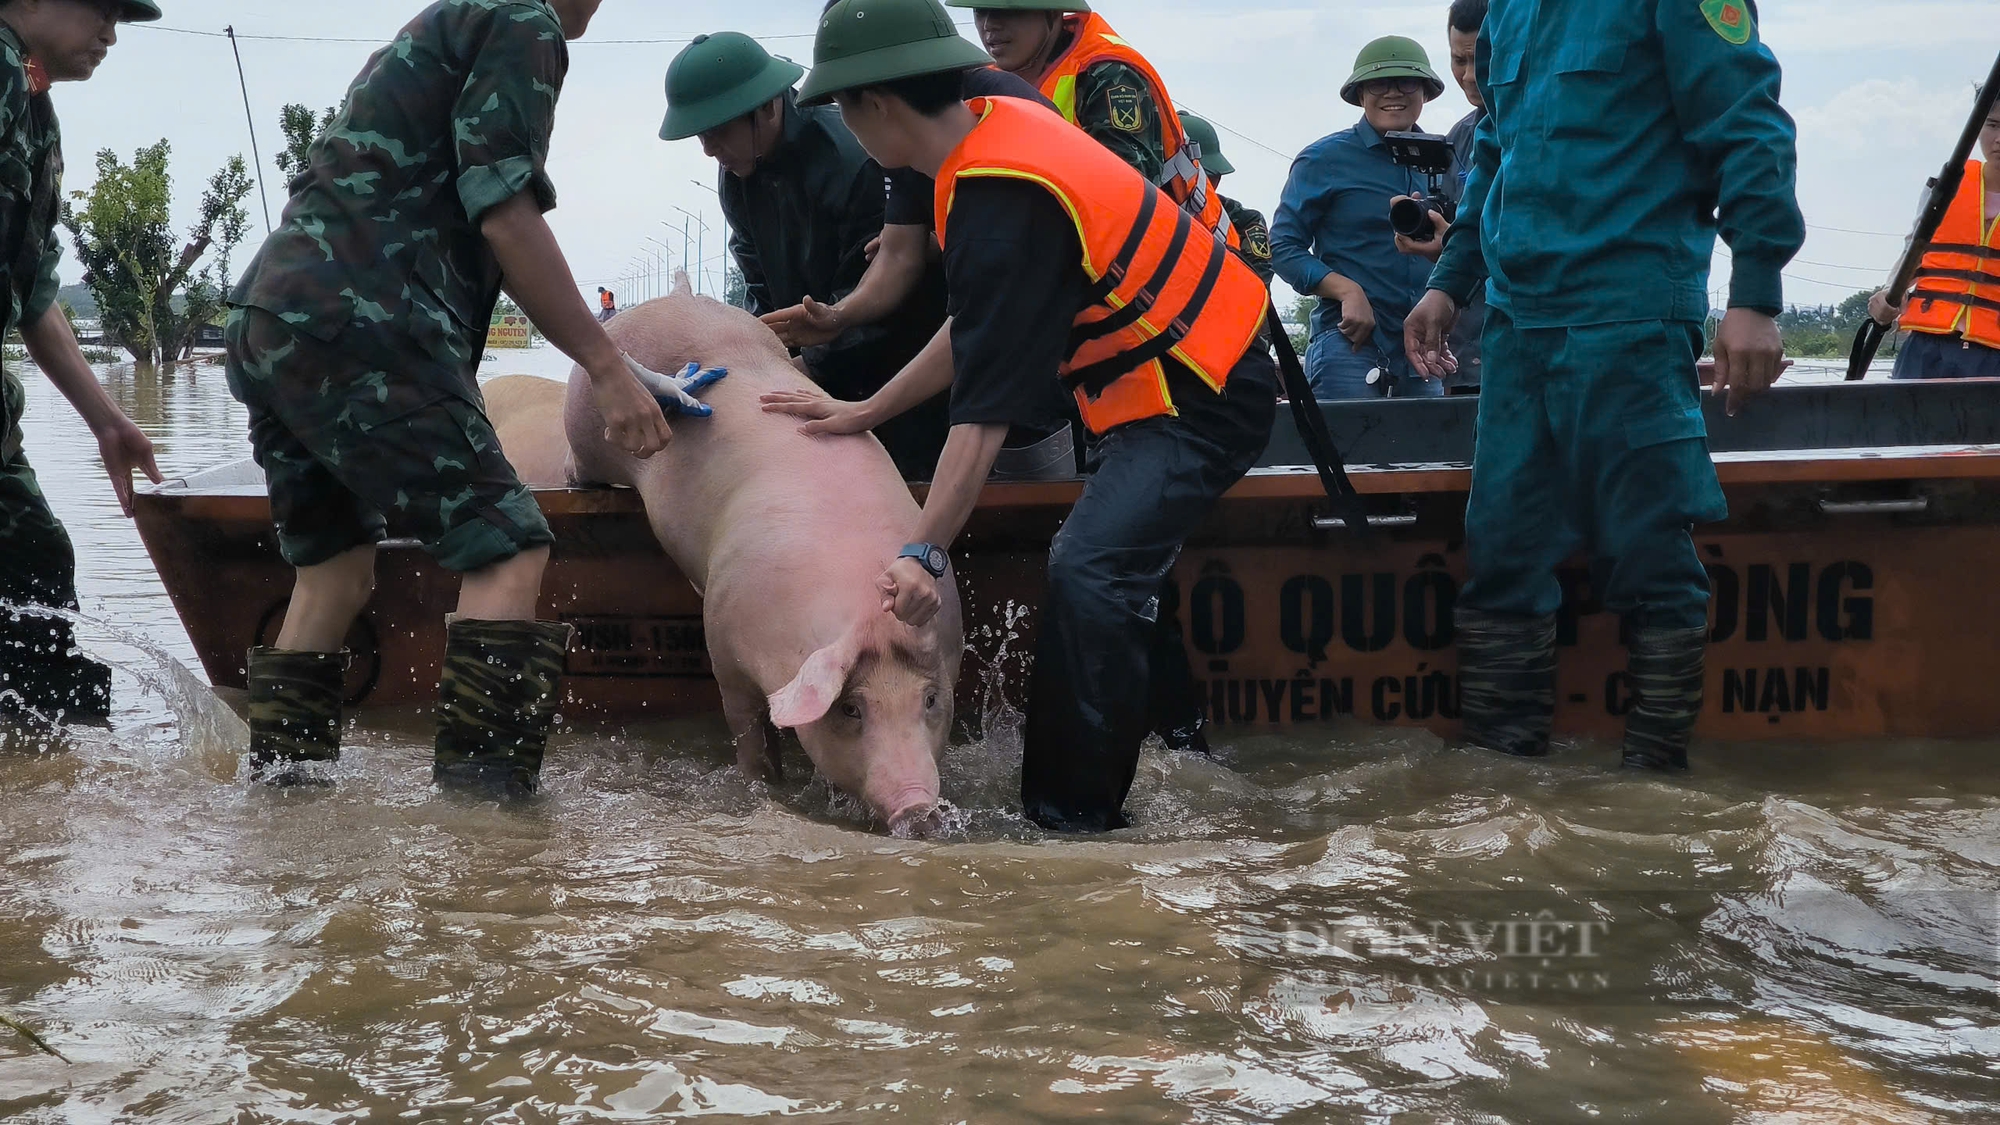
left=1179, top=111, right=1273, bottom=285
left=225, top=0, right=726, bottom=796
left=780, top=0, right=1278, bottom=833
left=663, top=30, right=949, bottom=479
left=0, top=0, right=165, bottom=720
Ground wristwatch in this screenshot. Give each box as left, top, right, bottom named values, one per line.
left=899, top=542, right=950, bottom=579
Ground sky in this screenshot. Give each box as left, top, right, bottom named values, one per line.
left=43, top=0, right=1999, bottom=312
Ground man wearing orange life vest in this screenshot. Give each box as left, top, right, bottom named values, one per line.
left=792, top=0, right=1277, bottom=833
left=1868, top=103, right=2000, bottom=379
left=944, top=0, right=1235, bottom=247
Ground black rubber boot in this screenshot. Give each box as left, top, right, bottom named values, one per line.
left=0, top=611, right=112, bottom=719
left=1454, top=608, right=1558, bottom=759
left=1622, top=625, right=1708, bottom=772
left=245, top=647, right=347, bottom=784
left=431, top=618, right=574, bottom=799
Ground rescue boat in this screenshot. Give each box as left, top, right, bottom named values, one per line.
left=133, top=382, right=2000, bottom=740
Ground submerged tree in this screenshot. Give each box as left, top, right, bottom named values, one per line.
left=60, top=142, right=252, bottom=371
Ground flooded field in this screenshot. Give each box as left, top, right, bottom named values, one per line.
left=1, top=356, right=1993, bottom=1123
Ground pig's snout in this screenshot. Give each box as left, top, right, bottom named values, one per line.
left=881, top=787, right=944, bottom=837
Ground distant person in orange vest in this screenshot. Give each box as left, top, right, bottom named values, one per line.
left=597, top=286, right=617, bottom=322
left=783, top=0, right=1276, bottom=832
left=944, top=0, right=1234, bottom=246
left=1867, top=100, right=2000, bottom=379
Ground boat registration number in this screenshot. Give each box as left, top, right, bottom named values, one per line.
left=565, top=615, right=712, bottom=678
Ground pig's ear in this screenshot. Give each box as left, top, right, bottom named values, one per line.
left=768, top=639, right=858, bottom=729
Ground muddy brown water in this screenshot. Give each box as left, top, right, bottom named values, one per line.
left=1, top=357, right=1994, bottom=1123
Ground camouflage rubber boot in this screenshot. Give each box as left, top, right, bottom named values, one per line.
left=245, top=647, right=347, bottom=784
left=431, top=618, right=574, bottom=799
left=1621, top=625, right=1708, bottom=772
left=1454, top=608, right=1558, bottom=759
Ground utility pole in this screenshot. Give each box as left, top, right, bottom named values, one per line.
left=689, top=179, right=735, bottom=306
left=674, top=207, right=711, bottom=297
left=226, top=26, right=273, bottom=233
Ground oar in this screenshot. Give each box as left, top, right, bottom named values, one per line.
left=1848, top=48, right=2000, bottom=380
left=0, top=1004, right=71, bottom=1063
left=1265, top=302, right=1372, bottom=532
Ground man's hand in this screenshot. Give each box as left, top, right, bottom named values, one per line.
left=1867, top=288, right=1901, bottom=327
left=1403, top=289, right=1461, bottom=380
left=878, top=556, right=942, bottom=626
left=760, top=296, right=844, bottom=349
left=631, top=358, right=727, bottom=417
left=93, top=415, right=161, bottom=517
left=1391, top=198, right=1451, bottom=262
left=587, top=358, right=674, bottom=458
left=1710, top=307, right=1787, bottom=417
left=1337, top=290, right=1377, bottom=349
left=760, top=388, right=877, bottom=436
left=863, top=234, right=883, bottom=263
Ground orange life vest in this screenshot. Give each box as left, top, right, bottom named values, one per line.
left=600, top=290, right=615, bottom=311
left=1900, top=159, right=2000, bottom=348
left=1035, top=11, right=1237, bottom=249
left=936, top=96, right=1267, bottom=435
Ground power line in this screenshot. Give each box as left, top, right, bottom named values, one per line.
left=140, top=24, right=821, bottom=46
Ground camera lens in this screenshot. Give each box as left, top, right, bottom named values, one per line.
left=1391, top=197, right=1437, bottom=242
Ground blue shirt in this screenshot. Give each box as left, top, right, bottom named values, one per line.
left=1430, top=0, right=1803, bottom=327
left=1270, top=118, right=1433, bottom=373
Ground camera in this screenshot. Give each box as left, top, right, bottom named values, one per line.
left=1383, top=130, right=1457, bottom=244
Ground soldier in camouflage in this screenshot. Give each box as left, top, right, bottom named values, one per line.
left=225, top=0, right=723, bottom=796
left=1178, top=111, right=1274, bottom=285
left=0, top=0, right=165, bottom=720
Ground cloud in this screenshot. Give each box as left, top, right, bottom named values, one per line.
left=1792, top=78, right=1973, bottom=155
left=1763, top=1, right=1999, bottom=55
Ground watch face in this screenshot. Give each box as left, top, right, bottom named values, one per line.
left=928, top=547, right=948, bottom=575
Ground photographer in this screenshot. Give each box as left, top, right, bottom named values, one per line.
left=1270, top=37, right=1447, bottom=399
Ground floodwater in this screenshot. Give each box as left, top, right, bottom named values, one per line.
left=2, top=354, right=1993, bottom=1124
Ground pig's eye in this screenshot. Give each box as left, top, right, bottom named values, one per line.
left=839, top=700, right=863, bottom=720
left=925, top=692, right=939, bottom=711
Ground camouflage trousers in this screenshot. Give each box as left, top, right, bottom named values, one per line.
left=1, top=365, right=106, bottom=714
left=223, top=306, right=552, bottom=573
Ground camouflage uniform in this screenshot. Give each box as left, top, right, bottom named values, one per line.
left=1221, top=195, right=1273, bottom=285
left=225, top=0, right=565, bottom=574
left=0, top=24, right=108, bottom=714
left=1071, top=60, right=1172, bottom=186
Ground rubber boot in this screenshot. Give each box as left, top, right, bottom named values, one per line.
left=245, top=647, right=346, bottom=784
left=0, top=611, right=112, bottom=719
left=1621, top=625, right=1707, bottom=772
left=431, top=618, right=574, bottom=799
left=1454, top=608, right=1558, bottom=758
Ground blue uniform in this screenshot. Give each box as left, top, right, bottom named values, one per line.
left=1429, top=0, right=1803, bottom=630
left=1271, top=119, right=1441, bottom=400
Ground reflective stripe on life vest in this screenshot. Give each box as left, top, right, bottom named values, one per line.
left=1037, top=11, right=1237, bottom=250
left=1901, top=159, right=2000, bottom=348
left=935, top=96, right=1267, bottom=435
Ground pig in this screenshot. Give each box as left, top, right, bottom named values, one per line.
left=486, top=279, right=962, bottom=833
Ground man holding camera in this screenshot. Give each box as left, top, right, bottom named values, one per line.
left=1270, top=37, right=1447, bottom=400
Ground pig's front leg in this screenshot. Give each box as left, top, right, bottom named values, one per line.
left=719, top=668, right=782, bottom=781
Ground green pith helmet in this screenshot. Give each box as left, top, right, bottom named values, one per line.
left=1177, top=111, right=1233, bottom=176
left=115, top=0, right=163, bottom=21
left=1340, top=35, right=1445, bottom=106
left=942, top=0, right=1089, bottom=11
left=660, top=32, right=807, bottom=140
left=798, top=0, right=994, bottom=106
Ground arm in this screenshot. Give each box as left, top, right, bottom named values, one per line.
left=1659, top=0, right=1803, bottom=412
left=1074, top=62, right=1168, bottom=186
left=1428, top=32, right=1499, bottom=307
left=1268, top=153, right=1373, bottom=345
left=21, top=305, right=158, bottom=516
left=763, top=222, right=931, bottom=348
left=760, top=316, right=954, bottom=433
left=877, top=422, right=1009, bottom=625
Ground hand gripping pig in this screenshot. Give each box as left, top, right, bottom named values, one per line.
left=492, top=278, right=962, bottom=833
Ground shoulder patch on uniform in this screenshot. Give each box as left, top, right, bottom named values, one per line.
left=1700, top=0, right=1754, bottom=45
left=1105, top=85, right=1145, bottom=134
left=1246, top=222, right=1271, bottom=261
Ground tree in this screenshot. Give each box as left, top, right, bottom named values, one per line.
left=275, top=103, right=337, bottom=178
left=60, top=142, right=253, bottom=371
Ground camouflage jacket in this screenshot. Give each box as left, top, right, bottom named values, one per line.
left=0, top=23, right=64, bottom=345
left=1071, top=60, right=1170, bottom=186
left=230, top=0, right=568, bottom=399
left=1222, top=196, right=1273, bottom=285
